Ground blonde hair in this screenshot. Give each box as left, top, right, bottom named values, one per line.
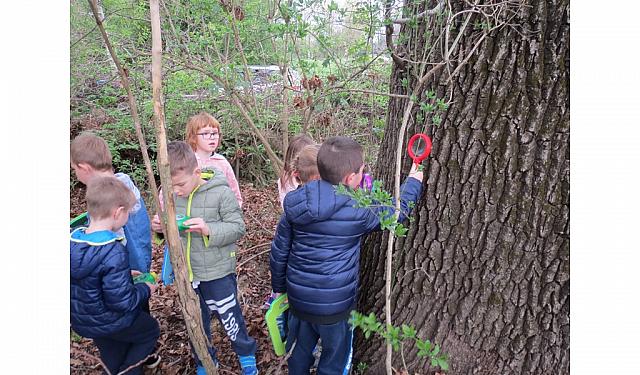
left=167, top=141, right=198, bottom=176
left=294, top=144, right=320, bottom=184
left=280, top=134, right=314, bottom=187
left=86, top=176, right=135, bottom=220
left=185, top=112, right=222, bottom=152
left=70, top=132, right=113, bottom=171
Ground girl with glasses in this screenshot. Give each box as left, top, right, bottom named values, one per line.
left=185, top=112, right=243, bottom=207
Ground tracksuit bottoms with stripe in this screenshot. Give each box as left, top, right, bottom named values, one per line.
left=191, top=273, right=257, bottom=366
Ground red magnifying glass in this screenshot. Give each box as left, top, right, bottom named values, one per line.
left=407, top=133, right=432, bottom=169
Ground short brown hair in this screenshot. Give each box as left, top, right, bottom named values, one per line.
left=318, top=136, right=363, bottom=185
left=85, top=176, right=135, bottom=220
left=70, top=132, right=113, bottom=171
left=167, top=141, right=198, bottom=176
left=280, top=134, right=315, bottom=187
left=185, top=112, right=222, bottom=151
left=294, top=144, right=320, bottom=184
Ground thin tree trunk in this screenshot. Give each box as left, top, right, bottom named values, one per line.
left=357, top=0, right=570, bottom=374
left=87, top=0, right=160, bottom=213
left=149, top=1, right=218, bottom=373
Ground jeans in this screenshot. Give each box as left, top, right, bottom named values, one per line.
left=286, top=312, right=353, bottom=375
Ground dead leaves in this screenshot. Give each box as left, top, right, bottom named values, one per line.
left=71, top=184, right=282, bottom=374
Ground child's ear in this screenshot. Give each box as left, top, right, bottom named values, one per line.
left=76, top=163, right=92, bottom=173
left=113, top=206, right=126, bottom=219
left=342, top=172, right=354, bottom=186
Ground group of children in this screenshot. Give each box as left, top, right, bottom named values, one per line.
left=70, top=111, right=424, bottom=375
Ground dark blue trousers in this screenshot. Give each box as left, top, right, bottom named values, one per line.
left=192, top=274, right=257, bottom=366
left=286, top=313, right=353, bottom=375
left=93, top=311, right=160, bottom=375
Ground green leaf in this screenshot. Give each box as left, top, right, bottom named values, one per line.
left=401, top=324, right=416, bottom=339
left=432, top=114, right=442, bottom=126
left=438, top=358, right=449, bottom=370
left=394, top=224, right=408, bottom=237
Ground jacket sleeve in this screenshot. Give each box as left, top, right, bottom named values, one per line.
left=220, top=158, right=243, bottom=208
left=101, top=243, right=150, bottom=313
left=270, top=213, right=293, bottom=293
left=363, top=177, right=423, bottom=233
left=206, top=188, right=246, bottom=248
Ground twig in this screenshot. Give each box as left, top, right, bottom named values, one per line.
left=238, top=241, right=272, bottom=255
left=326, top=88, right=410, bottom=99
left=393, top=0, right=445, bottom=24
left=116, top=353, right=154, bottom=375
left=72, top=348, right=112, bottom=375
left=237, top=248, right=271, bottom=268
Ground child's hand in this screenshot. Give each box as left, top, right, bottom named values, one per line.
left=131, top=270, right=142, bottom=277
left=184, top=217, right=210, bottom=237
left=409, top=163, right=424, bottom=182
left=151, top=214, right=163, bottom=233
left=145, top=282, right=158, bottom=294
left=274, top=292, right=288, bottom=304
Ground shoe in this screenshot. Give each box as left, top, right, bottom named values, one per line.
left=239, top=355, right=258, bottom=375
left=144, top=354, right=161, bottom=369
left=196, top=358, right=219, bottom=374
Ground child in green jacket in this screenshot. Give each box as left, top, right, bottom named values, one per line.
left=151, top=141, right=257, bottom=375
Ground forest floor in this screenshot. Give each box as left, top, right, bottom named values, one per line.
left=70, top=183, right=289, bottom=375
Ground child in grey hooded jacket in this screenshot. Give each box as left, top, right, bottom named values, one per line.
left=151, top=141, right=257, bottom=375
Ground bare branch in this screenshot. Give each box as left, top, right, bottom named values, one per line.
left=393, top=0, right=445, bottom=24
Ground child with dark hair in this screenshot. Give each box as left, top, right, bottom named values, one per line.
left=270, top=136, right=424, bottom=374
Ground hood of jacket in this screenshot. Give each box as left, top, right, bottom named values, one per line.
left=70, top=228, right=123, bottom=279
left=283, top=180, right=353, bottom=225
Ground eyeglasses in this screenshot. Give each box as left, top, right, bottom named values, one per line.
left=197, top=132, right=220, bottom=139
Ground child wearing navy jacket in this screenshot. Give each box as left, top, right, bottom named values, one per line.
left=270, top=136, right=424, bottom=374
left=71, top=176, right=159, bottom=374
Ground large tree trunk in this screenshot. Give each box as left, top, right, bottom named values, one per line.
left=356, top=1, right=569, bottom=374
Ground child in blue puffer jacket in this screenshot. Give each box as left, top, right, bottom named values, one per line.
left=71, top=176, right=159, bottom=375
left=270, top=136, right=424, bottom=375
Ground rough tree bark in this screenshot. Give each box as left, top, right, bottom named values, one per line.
left=356, top=1, right=569, bottom=374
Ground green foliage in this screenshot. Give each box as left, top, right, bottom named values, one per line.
left=70, top=329, right=83, bottom=343
left=351, top=311, right=449, bottom=371
left=335, top=180, right=409, bottom=237
left=355, top=361, right=369, bottom=374
left=71, top=0, right=395, bottom=192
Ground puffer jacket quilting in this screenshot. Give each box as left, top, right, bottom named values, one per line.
left=173, top=170, right=246, bottom=282
left=270, top=177, right=422, bottom=321
left=70, top=228, right=150, bottom=338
